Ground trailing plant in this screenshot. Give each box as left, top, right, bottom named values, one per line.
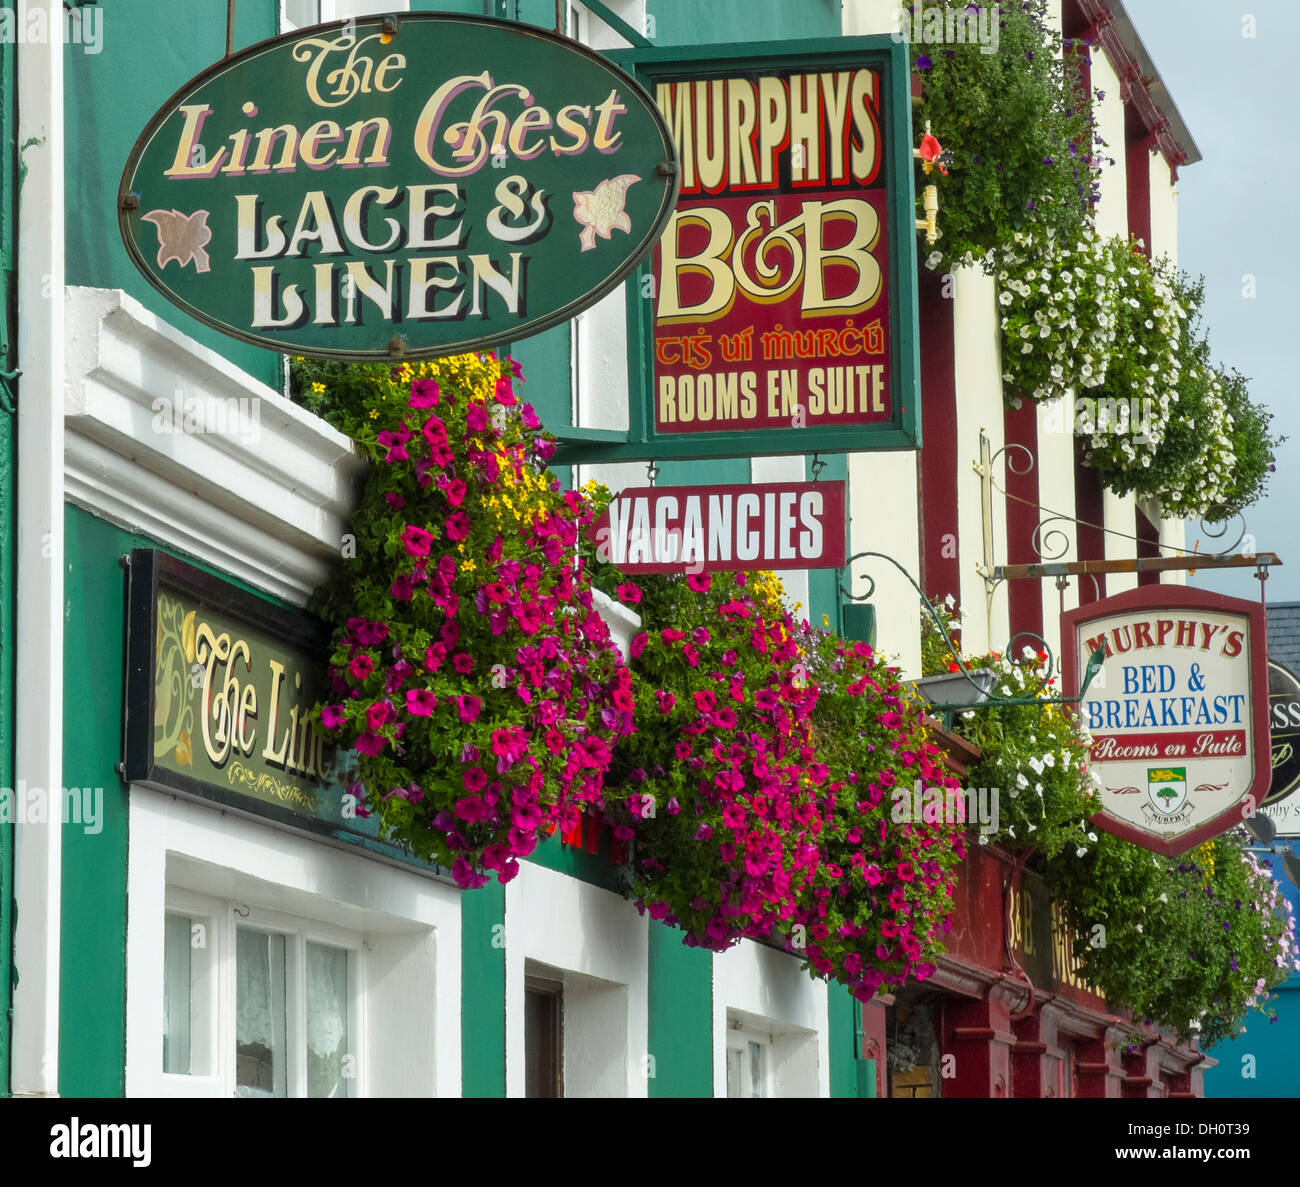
left=911, top=0, right=1103, bottom=273
left=1085, top=273, right=1281, bottom=519
left=796, top=622, right=966, bottom=998
left=599, top=569, right=965, bottom=999
left=602, top=570, right=830, bottom=951
left=1046, top=830, right=1299, bottom=1047
left=919, top=597, right=1097, bottom=857
left=301, top=354, right=634, bottom=887
left=1075, top=238, right=1184, bottom=474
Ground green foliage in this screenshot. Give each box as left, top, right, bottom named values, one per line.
left=912, top=0, right=1102, bottom=272
left=1046, top=831, right=1297, bottom=1047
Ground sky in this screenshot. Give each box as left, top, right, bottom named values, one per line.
left=1123, top=0, right=1300, bottom=604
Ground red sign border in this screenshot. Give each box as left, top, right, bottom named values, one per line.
left=1061, top=585, right=1271, bottom=857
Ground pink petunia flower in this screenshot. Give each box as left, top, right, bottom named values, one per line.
left=409, top=378, right=440, bottom=408
left=320, top=704, right=346, bottom=729
left=406, top=688, right=437, bottom=716
left=401, top=525, right=433, bottom=558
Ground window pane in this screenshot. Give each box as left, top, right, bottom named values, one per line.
left=749, top=1041, right=763, bottom=1098
left=284, top=0, right=320, bottom=28
left=725, top=1046, right=744, bottom=1098
left=162, top=914, right=192, bottom=1074
left=236, top=929, right=287, bottom=1097
left=306, top=942, right=350, bottom=1098
left=525, top=981, right=562, bottom=1098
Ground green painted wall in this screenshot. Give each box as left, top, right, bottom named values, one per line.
left=64, top=2, right=282, bottom=389
left=806, top=452, right=850, bottom=633
left=645, top=0, right=840, bottom=44
left=461, top=880, right=507, bottom=1096
left=0, top=0, right=14, bottom=1098
left=648, top=922, right=712, bottom=1096
left=58, top=504, right=325, bottom=1095
left=59, top=505, right=137, bottom=1096
left=828, top=983, right=859, bottom=1098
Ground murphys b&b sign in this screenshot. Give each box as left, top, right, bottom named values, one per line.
left=118, top=15, right=678, bottom=360
left=598, top=37, right=919, bottom=462
left=1063, top=587, right=1272, bottom=856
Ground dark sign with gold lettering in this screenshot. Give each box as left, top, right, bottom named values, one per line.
left=123, top=549, right=437, bottom=874
left=1263, top=659, right=1300, bottom=836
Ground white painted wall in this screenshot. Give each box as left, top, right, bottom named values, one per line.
left=713, top=940, right=829, bottom=1097
left=503, top=861, right=649, bottom=1097
left=125, top=788, right=460, bottom=1097
left=11, top=0, right=66, bottom=1098
left=1091, top=53, right=1130, bottom=244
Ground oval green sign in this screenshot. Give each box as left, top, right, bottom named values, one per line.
left=118, top=14, right=679, bottom=360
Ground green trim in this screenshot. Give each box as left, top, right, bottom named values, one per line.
left=804, top=453, right=850, bottom=633
left=647, top=922, right=713, bottom=1095
left=0, top=1, right=16, bottom=1094
left=827, top=981, right=859, bottom=1097
left=525, top=827, right=628, bottom=894
left=59, top=507, right=132, bottom=1096
left=461, top=880, right=507, bottom=1096
left=553, top=35, right=921, bottom=466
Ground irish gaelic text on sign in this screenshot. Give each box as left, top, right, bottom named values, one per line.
left=652, top=67, right=891, bottom=434
left=119, top=15, right=678, bottom=360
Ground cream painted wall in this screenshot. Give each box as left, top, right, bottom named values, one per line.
left=1091, top=53, right=1130, bottom=243
left=848, top=451, right=921, bottom=676
left=952, top=267, right=1009, bottom=658
left=842, top=0, right=903, bottom=37
left=1148, top=142, right=1188, bottom=581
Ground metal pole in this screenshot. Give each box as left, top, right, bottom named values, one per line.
left=227, top=0, right=236, bottom=58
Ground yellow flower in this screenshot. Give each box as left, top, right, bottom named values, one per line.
left=461, top=559, right=476, bottom=572
left=368, top=409, right=379, bottom=419
left=311, top=381, right=326, bottom=394
left=822, top=613, right=830, bottom=629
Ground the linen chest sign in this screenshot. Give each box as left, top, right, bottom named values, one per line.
left=118, top=15, right=678, bottom=360
left=652, top=65, right=893, bottom=435
left=122, top=550, right=427, bottom=871
left=1063, top=587, right=1271, bottom=856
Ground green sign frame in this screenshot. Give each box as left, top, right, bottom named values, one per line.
left=554, top=35, right=921, bottom=465
left=118, top=13, right=680, bottom=362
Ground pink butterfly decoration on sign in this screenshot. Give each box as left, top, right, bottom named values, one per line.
left=140, top=208, right=213, bottom=273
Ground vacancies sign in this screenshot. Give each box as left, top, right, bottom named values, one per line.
left=1063, top=587, right=1271, bottom=856
left=587, top=481, right=846, bottom=574
left=118, top=15, right=678, bottom=360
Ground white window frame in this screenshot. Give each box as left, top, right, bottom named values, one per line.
left=713, top=940, right=829, bottom=1097
left=725, top=1014, right=774, bottom=1098
left=504, top=861, right=649, bottom=1097
left=566, top=0, right=647, bottom=440
left=127, top=787, right=458, bottom=1098
left=161, top=887, right=366, bottom=1099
